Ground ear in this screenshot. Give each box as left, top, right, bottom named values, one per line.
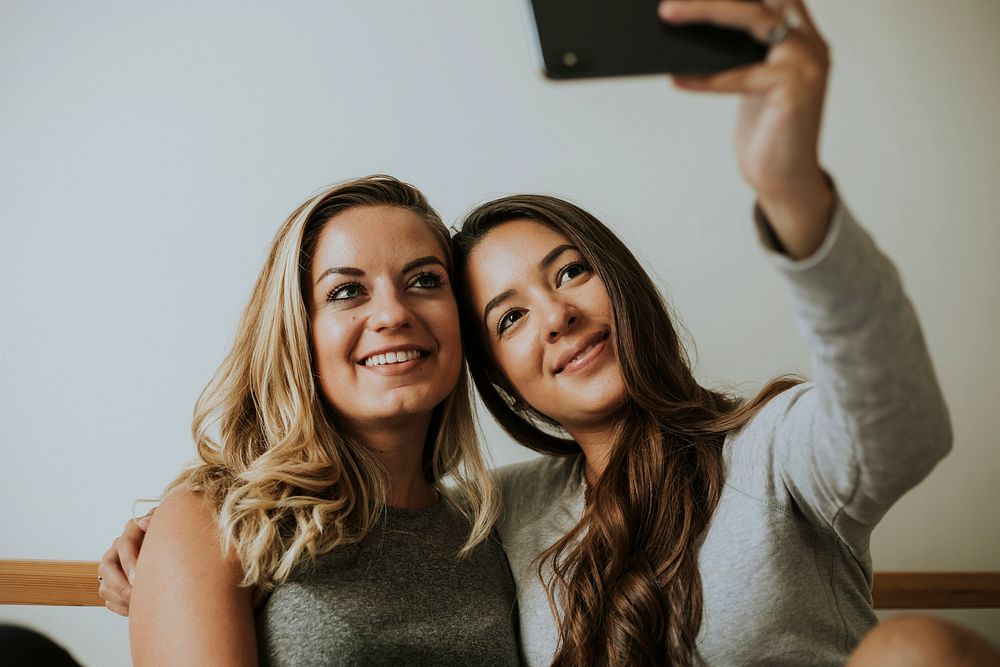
left=481, top=360, right=527, bottom=411
left=493, top=380, right=527, bottom=412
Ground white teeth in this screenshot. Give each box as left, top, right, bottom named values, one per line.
left=572, top=344, right=595, bottom=364
left=364, top=350, right=422, bottom=366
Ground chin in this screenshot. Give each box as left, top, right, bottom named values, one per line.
left=583, top=378, right=627, bottom=409
left=378, top=388, right=450, bottom=418
left=574, top=392, right=628, bottom=429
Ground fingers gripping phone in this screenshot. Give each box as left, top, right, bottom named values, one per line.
left=526, top=0, right=766, bottom=79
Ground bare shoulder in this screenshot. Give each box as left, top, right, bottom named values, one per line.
left=132, top=485, right=245, bottom=607
left=139, top=487, right=230, bottom=572
left=147, top=487, right=220, bottom=544
left=130, top=486, right=257, bottom=666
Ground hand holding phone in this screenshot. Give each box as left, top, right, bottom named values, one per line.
left=526, top=0, right=835, bottom=258
left=664, top=0, right=834, bottom=258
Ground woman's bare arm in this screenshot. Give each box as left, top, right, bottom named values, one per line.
left=129, top=489, right=258, bottom=666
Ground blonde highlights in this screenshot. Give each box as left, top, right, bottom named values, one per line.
left=169, top=175, right=498, bottom=591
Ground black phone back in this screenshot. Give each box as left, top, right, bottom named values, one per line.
left=527, top=0, right=767, bottom=79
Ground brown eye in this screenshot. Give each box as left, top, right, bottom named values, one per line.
left=497, top=309, right=526, bottom=336
left=557, top=261, right=590, bottom=287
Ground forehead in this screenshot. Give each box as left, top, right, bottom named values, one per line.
left=311, top=205, right=445, bottom=271
left=470, top=219, right=570, bottom=265
left=465, top=218, right=572, bottom=293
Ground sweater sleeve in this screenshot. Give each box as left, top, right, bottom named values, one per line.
left=753, top=193, right=952, bottom=548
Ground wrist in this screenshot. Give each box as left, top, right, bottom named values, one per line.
left=756, top=168, right=831, bottom=211
left=756, top=172, right=836, bottom=260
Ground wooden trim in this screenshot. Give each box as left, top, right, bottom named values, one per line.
left=0, top=560, right=103, bottom=606
left=1, top=560, right=999, bottom=609
left=872, top=571, right=1000, bottom=610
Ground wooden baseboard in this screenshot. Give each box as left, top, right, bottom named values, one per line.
left=0, top=560, right=103, bottom=606
left=872, top=571, right=1000, bottom=610
left=1, top=560, right=999, bottom=610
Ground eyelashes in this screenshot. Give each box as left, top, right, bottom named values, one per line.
left=327, top=282, right=363, bottom=302
left=409, top=270, right=447, bottom=290
left=496, top=308, right=525, bottom=337
left=556, top=260, right=591, bottom=287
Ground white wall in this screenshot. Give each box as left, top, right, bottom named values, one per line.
left=1, top=1, right=997, bottom=664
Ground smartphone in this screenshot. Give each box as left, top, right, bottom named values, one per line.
left=526, top=0, right=767, bottom=79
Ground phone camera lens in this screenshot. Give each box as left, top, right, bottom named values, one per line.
left=561, top=51, right=579, bottom=67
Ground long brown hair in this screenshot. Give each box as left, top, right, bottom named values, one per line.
left=453, top=195, right=799, bottom=666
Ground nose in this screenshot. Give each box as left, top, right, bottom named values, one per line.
left=367, top=288, right=414, bottom=332
left=541, top=294, right=579, bottom=343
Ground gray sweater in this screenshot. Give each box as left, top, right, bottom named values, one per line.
left=255, top=499, right=521, bottom=667
left=494, top=197, right=952, bottom=666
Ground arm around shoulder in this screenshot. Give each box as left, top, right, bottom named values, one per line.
left=129, top=488, right=258, bottom=667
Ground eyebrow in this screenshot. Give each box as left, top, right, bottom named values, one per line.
left=314, top=266, right=364, bottom=285
left=538, top=244, right=576, bottom=271
left=402, top=256, right=447, bottom=274
left=482, top=289, right=515, bottom=331
left=481, top=243, right=578, bottom=328
left=314, top=256, right=446, bottom=286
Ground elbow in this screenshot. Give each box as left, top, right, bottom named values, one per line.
left=874, top=393, right=953, bottom=501
left=913, top=395, right=953, bottom=479
left=927, top=380, right=954, bottom=460
left=931, top=404, right=954, bottom=464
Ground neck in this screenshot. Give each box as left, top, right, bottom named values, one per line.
left=567, top=423, right=617, bottom=487
left=345, top=413, right=438, bottom=510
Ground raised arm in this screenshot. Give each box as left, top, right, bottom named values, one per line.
left=660, top=0, right=834, bottom=257
left=749, top=197, right=951, bottom=539
left=129, top=489, right=258, bottom=666
left=660, top=0, right=951, bottom=544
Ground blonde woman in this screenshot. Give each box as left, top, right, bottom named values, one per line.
left=121, top=176, right=519, bottom=666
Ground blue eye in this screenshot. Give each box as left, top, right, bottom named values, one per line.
left=557, top=261, right=590, bottom=287
left=496, top=309, right=525, bottom=336
left=327, top=283, right=363, bottom=302
left=410, top=271, right=445, bottom=289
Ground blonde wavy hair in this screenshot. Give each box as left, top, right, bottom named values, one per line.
left=166, top=174, right=499, bottom=592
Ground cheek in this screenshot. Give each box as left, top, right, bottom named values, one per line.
left=583, top=280, right=614, bottom=319
left=440, top=303, right=461, bottom=348
left=426, top=300, right=463, bottom=374
left=491, top=337, right=541, bottom=400
left=310, top=318, right=351, bottom=383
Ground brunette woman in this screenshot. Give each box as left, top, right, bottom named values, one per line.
left=449, top=0, right=956, bottom=664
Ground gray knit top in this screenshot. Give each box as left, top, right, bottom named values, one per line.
left=493, top=197, right=952, bottom=666
left=255, top=499, right=520, bottom=667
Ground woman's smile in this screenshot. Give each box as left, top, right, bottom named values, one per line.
left=552, top=328, right=611, bottom=376
left=359, top=347, right=431, bottom=374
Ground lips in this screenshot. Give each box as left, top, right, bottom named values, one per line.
left=553, top=329, right=610, bottom=375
